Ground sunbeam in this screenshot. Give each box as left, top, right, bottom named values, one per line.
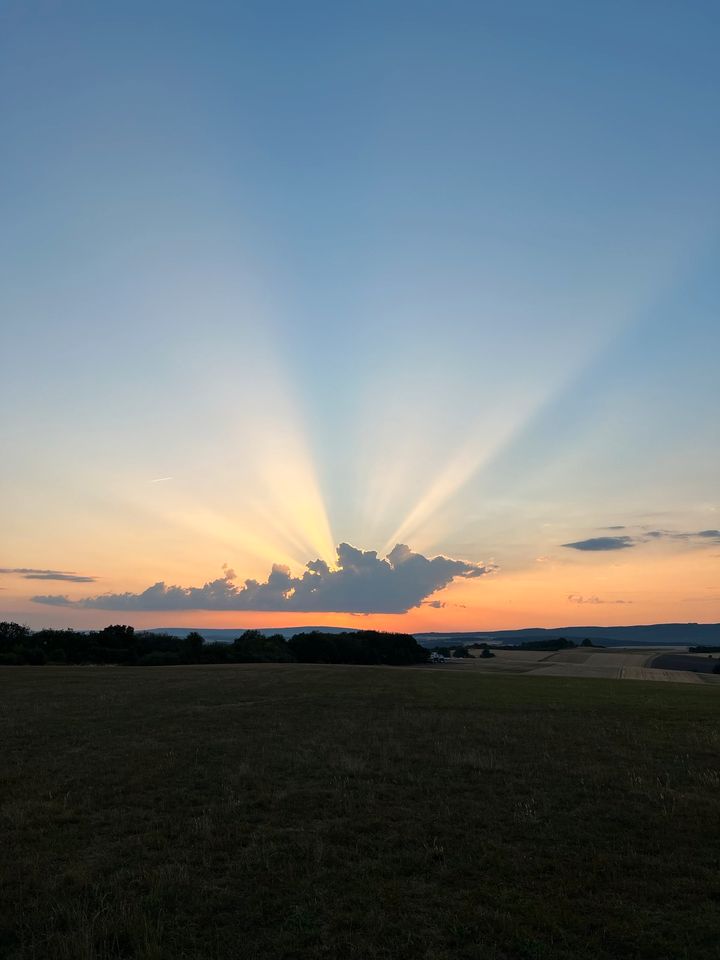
left=2, top=1, right=719, bottom=634
left=373, top=221, right=717, bottom=558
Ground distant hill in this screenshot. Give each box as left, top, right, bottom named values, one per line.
left=148, top=622, right=720, bottom=648
left=149, top=626, right=355, bottom=643
left=414, top=623, right=720, bottom=648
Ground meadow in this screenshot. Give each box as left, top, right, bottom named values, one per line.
left=1, top=665, right=719, bottom=960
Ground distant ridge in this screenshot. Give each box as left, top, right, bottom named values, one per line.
left=414, top=622, right=720, bottom=647
left=148, top=622, right=720, bottom=648
left=150, top=626, right=355, bottom=643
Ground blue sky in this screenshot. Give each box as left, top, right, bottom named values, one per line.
left=1, top=1, right=718, bottom=628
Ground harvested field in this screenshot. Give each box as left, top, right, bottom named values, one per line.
left=650, top=653, right=720, bottom=675
left=445, top=647, right=716, bottom=683
left=620, top=666, right=703, bottom=683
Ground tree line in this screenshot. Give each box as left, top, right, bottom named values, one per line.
left=0, top=622, right=429, bottom=667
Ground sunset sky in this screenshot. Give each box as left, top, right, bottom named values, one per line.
left=2, top=1, right=719, bottom=632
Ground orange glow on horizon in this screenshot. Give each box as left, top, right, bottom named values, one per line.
left=6, top=543, right=718, bottom=633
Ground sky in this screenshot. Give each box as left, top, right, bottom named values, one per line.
left=1, top=0, right=719, bottom=632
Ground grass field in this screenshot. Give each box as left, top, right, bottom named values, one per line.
left=1, top=665, right=719, bottom=960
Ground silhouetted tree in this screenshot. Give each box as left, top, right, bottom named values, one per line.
left=0, top=622, right=34, bottom=664
left=96, top=624, right=138, bottom=663
left=0, top=623, right=428, bottom=668
left=519, top=637, right=576, bottom=651
left=289, top=630, right=427, bottom=665
left=0, top=621, right=31, bottom=651
left=232, top=631, right=293, bottom=662
left=184, top=631, right=205, bottom=662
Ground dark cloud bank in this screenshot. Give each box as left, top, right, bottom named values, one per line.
left=32, top=544, right=494, bottom=614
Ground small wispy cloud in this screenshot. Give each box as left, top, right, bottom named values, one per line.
left=568, top=594, right=632, bottom=605
left=0, top=567, right=98, bottom=583
left=644, top=528, right=720, bottom=543
left=562, top=536, right=635, bottom=552
left=563, top=528, right=720, bottom=554
left=421, top=599, right=467, bottom=609
left=150, top=477, right=174, bottom=483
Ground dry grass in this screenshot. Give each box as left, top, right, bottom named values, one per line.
left=1, top=665, right=719, bottom=959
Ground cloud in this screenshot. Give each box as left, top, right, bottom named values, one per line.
left=420, top=599, right=467, bottom=609
left=562, top=536, right=635, bottom=551
left=32, top=543, right=495, bottom=614
left=643, top=528, right=720, bottom=543
left=0, top=567, right=98, bottom=583
left=568, top=594, right=632, bottom=605
left=603, top=525, right=626, bottom=530
left=563, top=528, right=720, bottom=553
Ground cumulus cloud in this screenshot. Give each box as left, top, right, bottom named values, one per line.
left=32, top=543, right=495, bottom=614
left=0, top=567, right=98, bottom=583
left=567, top=594, right=632, bottom=605
left=562, top=536, right=635, bottom=551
